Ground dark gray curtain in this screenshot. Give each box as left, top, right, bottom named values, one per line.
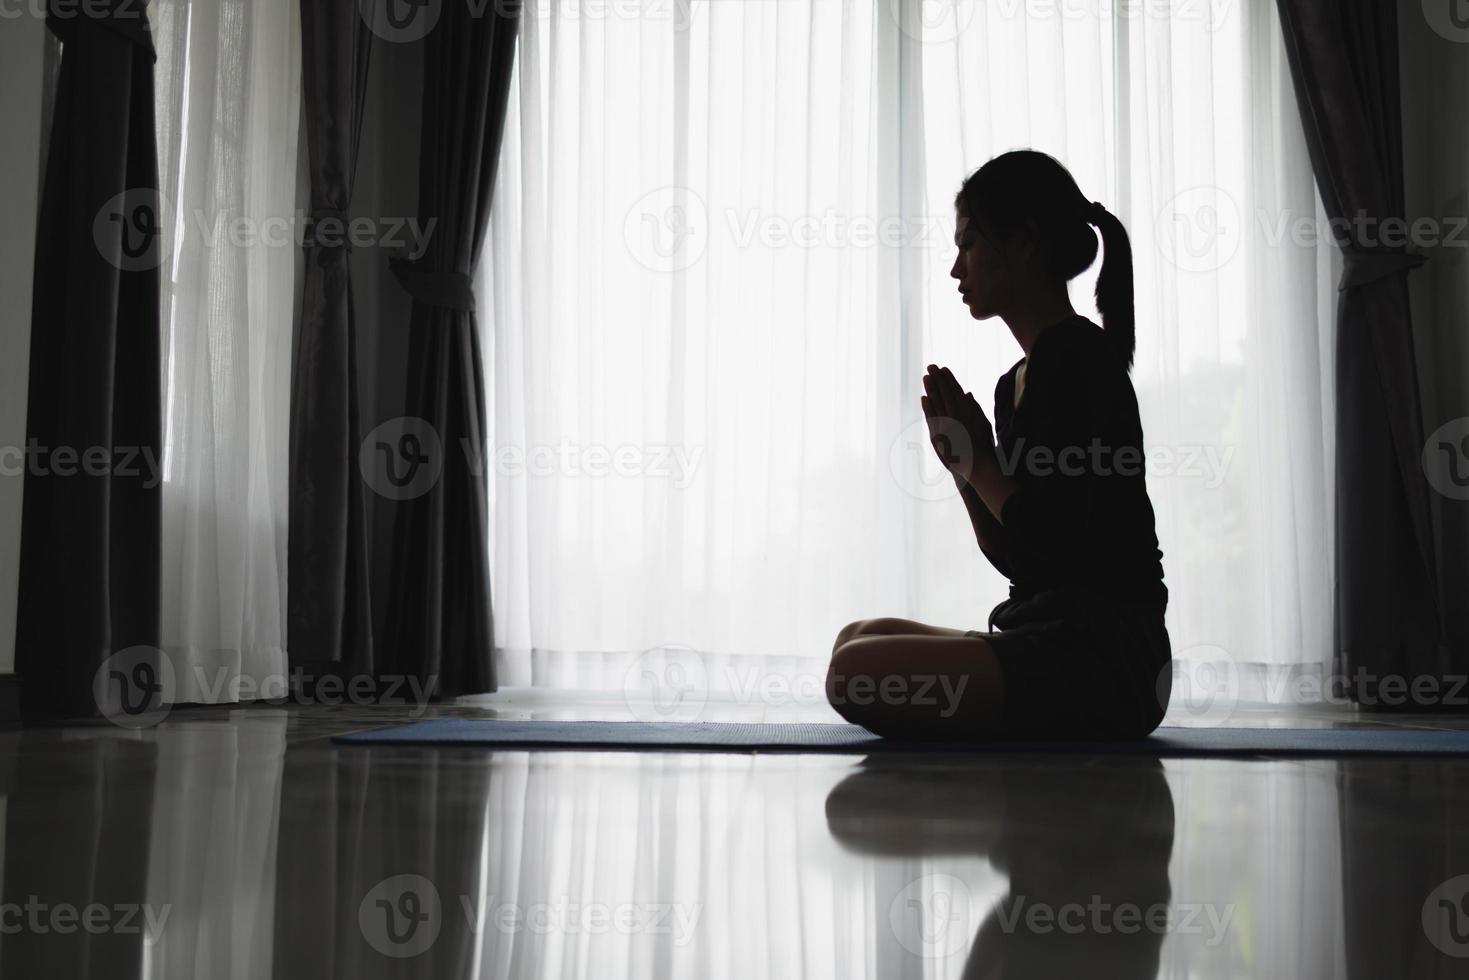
left=382, top=0, right=523, bottom=696
left=288, top=1, right=375, bottom=675
left=17, top=0, right=162, bottom=716
left=1275, top=0, right=1446, bottom=704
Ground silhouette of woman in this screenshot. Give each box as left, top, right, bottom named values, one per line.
left=826, top=150, right=1171, bottom=741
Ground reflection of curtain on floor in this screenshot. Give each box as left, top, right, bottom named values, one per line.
left=474, top=752, right=961, bottom=978
left=271, top=746, right=493, bottom=976
left=1161, top=760, right=1344, bottom=978
left=0, top=736, right=158, bottom=976
left=1274, top=0, right=1445, bottom=700
left=1339, top=760, right=1469, bottom=978
left=17, top=0, right=162, bottom=715
left=141, top=716, right=286, bottom=978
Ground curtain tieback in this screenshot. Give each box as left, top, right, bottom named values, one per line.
left=390, top=256, right=476, bottom=313
left=1338, top=245, right=1428, bottom=291
left=304, top=207, right=355, bottom=251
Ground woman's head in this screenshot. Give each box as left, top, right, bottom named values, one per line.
left=950, top=149, right=1136, bottom=371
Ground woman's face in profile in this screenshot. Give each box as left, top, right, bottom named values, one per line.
left=950, top=207, right=1013, bottom=321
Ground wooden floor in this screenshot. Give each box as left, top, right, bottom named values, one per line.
left=0, top=694, right=1466, bottom=978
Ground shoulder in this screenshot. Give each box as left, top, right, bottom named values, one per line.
left=1038, top=315, right=1110, bottom=357
left=1035, top=316, right=1125, bottom=380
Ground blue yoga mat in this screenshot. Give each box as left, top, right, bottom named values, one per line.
left=331, top=718, right=1469, bottom=756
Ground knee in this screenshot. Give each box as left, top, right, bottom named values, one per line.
left=832, top=617, right=906, bottom=654
left=832, top=619, right=871, bottom=653
left=825, top=637, right=888, bottom=716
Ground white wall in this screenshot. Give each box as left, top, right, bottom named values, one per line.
left=0, top=16, right=45, bottom=676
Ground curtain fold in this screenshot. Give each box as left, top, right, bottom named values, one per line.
left=1274, top=0, right=1446, bottom=700
left=288, top=1, right=375, bottom=673
left=17, top=0, right=162, bottom=715
left=380, top=0, right=522, bottom=696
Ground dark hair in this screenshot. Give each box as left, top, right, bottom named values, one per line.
left=953, top=149, right=1136, bottom=372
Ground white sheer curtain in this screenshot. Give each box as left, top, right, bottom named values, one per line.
left=482, top=0, right=1336, bottom=707
left=152, top=0, right=298, bottom=703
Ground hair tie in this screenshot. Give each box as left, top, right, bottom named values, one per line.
left=1086, top=200, right=1107, bottom=224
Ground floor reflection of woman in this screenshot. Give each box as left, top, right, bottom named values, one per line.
left=826, top=755, right=1175, bottom=979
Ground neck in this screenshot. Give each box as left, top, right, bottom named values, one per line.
left=1003, top=291, right=1079, bottom=358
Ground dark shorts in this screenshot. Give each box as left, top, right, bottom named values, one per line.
left=964, top=587, right=1171, bottom=740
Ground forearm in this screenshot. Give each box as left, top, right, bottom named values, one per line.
left=958, top=480, right=1010, bottom=572
left=963, top=451, right=1021, bottom=524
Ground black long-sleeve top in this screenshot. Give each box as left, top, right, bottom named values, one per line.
left=971, top=315, right=1168, bottom=608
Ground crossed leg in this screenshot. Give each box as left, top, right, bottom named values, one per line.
left=827, top=618, right=1006, bottom=739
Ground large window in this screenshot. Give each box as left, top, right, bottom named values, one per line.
left=482, top=0, right=1336, bottom=710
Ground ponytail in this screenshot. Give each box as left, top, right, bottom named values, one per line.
left=1087, top=203, right=1136, bottom=373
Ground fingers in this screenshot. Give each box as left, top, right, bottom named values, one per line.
left=922, top=370, right=949, bottom=418
left=925, top=366, right=972, bottom=423
left=939, top=365, right=970, bottom=401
